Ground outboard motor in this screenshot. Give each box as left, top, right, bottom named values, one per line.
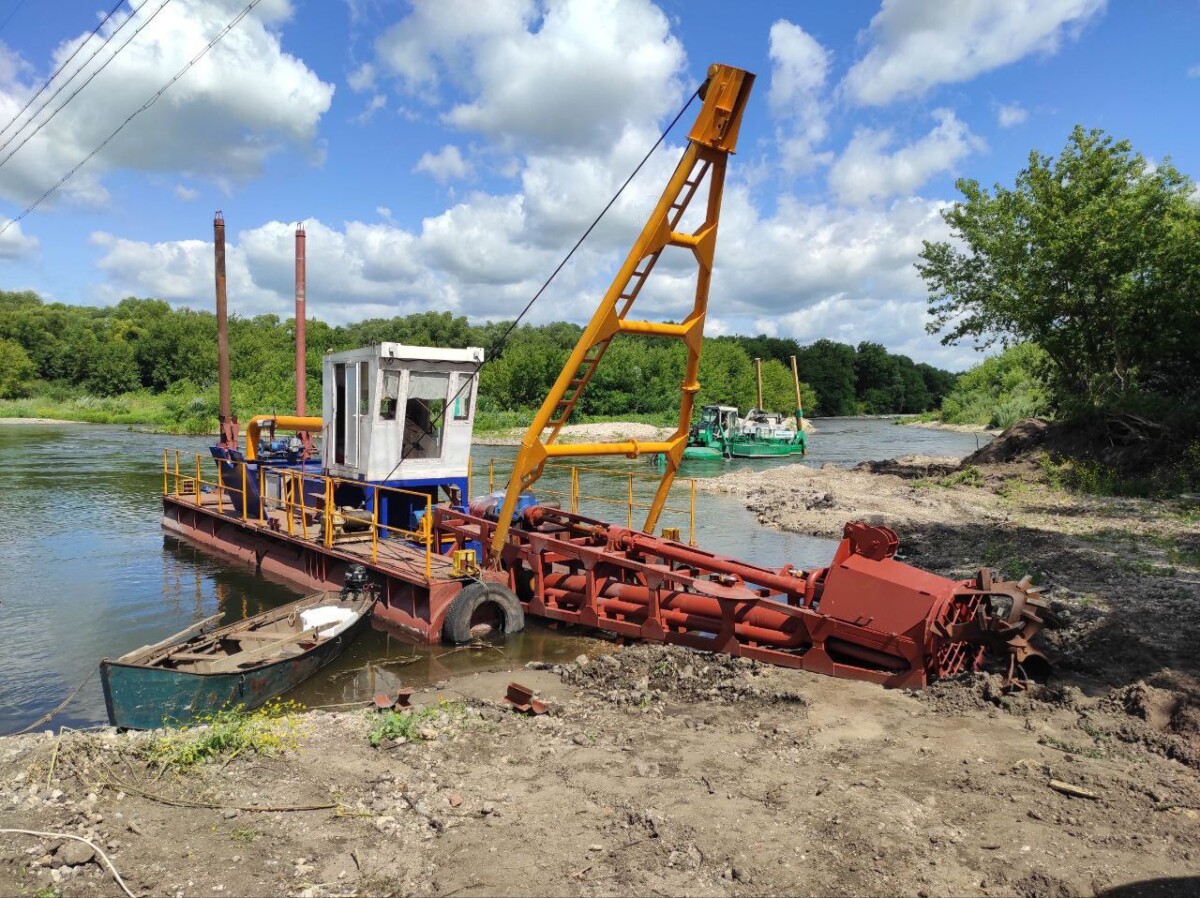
left=342, top=563, right=372, bottom=597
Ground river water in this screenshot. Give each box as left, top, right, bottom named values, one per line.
left=0, top=418, right=983, bottom=732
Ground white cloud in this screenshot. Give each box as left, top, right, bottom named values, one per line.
left=414, top=145, right=473, bottom=183
left=354, top=93, right=387, bottom=124
left=828, top=109, right=983, bottom=205
left=374, top=0, right=686, bottom=153
left=767, top=20, right=832, bottom=173
left=842, top=0, right=1105, bottom=105
left=173, top=184, right=199, bottom=201
left=996, top=102, right=1028, bottom=128
left=0, top=221, right=38, bottom=260
left=0, top=0, right=334, bottom=208
left=347, top=61, right=376, bottom=92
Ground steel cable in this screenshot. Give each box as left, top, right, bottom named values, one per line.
left=376, top=84, right=702, bottom=486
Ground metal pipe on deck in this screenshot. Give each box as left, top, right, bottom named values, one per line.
left=295, top=224, right=307, bottom=417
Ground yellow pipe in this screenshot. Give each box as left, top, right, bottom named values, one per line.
left=244, top=414, right=323, bottom=461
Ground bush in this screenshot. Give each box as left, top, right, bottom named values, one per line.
left=940, top=344, right=1051, bottom=428
left=0, top=338, right=35, bottom=399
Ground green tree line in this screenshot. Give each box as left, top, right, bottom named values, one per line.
left=0, top=290, right=955, bottom=430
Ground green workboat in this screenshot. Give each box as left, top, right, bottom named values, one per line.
left=100, top=574, right=375, bottom=730
left=683, top=404, right=740, bottom=458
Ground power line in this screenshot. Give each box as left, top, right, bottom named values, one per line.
left=0, top=0, right=170, bottom=173
left=0, top=0, right=130, bottom=144
left=0, top=0, right=27, bottom=35
left=0, top=0, right=267, bottom=236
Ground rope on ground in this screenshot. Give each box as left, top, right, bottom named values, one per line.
left=1, top=667, right=96, bottom=737
left=0, top=829, right=137, bottom=898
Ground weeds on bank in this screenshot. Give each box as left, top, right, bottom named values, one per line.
left=144, top=700, right=304, bottom=769
left=1039, top=442, right=1200, bottom=499
left=912, top=465, right=986, bottom=491
left=368, top=701, right=468, bottom=747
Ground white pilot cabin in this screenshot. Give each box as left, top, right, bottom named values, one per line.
left=321, top=343, right=483, bottom=528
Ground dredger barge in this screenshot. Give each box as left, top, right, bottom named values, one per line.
left=163, top=63, right=1047, bottom=689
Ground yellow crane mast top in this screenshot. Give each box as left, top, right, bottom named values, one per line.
left=487, top=63, right=755, bottom=561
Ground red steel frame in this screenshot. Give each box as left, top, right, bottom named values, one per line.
left=435, top=505, right=1046, bottom=689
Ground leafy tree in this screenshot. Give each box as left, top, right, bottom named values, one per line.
left=794, top=339, right=856, bottom=416
left=919, top=126, right=1200, bottom=408
left=0, top=337, right=35, bottom=398
left=86, top=339, right=140, bottom=396
left=758, top=358, right=817, bottom=418
left=940, top=343, right=1051, bottom=429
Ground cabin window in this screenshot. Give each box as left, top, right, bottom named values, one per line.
left=404, top=371, right=449, bottom=459
left=358, top=361, right=370, bottom=415
left=333, top=363, right=347, bottom=465
left=453, top=374, right=473, bottom=421
left=380, top=370, right=400, bottom=421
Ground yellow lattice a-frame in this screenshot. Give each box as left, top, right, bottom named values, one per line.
left=489, top=64, right=755, bottom=561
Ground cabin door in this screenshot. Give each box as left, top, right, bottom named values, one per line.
left=343, top=362, right=359, bottom=467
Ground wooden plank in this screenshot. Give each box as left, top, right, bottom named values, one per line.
left=207, top=628, right=317, bottom=674
left=117, top=613, right=224, bottom=662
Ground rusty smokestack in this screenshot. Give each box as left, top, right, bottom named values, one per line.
left=214, top=212, right=232, bottom=435
left=295, top=223, right=306, bottom=417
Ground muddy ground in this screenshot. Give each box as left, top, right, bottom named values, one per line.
left=3, top=451, right=1199, bottom=897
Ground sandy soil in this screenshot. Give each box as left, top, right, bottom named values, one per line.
left=0, top=417, right=83, bottom=425
left=3, top=646, right=1198, bottom=898
left=905, top=420, right=1004, bottom=435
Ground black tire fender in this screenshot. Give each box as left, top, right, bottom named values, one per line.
left=442, top=581, right=525, bottom=644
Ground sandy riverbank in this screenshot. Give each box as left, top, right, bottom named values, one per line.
left=905, top=419, right=1003, bottom=435
left=3, top=644, right=1199, bottom=898
left=0, top=417, right=85, bottom=425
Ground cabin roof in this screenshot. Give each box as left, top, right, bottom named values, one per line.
left=324, top=343, right=484, bottom=365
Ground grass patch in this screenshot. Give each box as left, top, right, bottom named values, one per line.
left=229, top=829, right=258, bottom=843
left=368, top=701, right=468, bottom=747
left=144, top=701, right=304, bottom=769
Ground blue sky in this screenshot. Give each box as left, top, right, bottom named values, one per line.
left=0, top=0, right=1195, bottom=369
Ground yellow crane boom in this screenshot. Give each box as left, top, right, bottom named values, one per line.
left=488, top=63, right=755, bottom=561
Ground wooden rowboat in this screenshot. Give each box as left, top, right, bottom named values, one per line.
left=100, top=586, right=375, bottom=730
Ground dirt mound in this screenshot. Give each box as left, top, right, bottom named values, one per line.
left=963, top=417, right=1052, bottom=465
left=855, top=454, right=963, bottom=479
left=557, top=645, right=808, bottom=708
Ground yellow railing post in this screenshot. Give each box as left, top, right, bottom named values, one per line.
left=258, top=465, right=265, bottom=524
left=240, top=461, right=248, bottom=520
left=689, top=477, right=696, bottom=545
left=571, top=466, right=579, bottom=513
left=174, top=450, right=181, bottom=496
left=372, top=487, right=379, bottom=563
left=488, top=458, right=494, bottom=492
left=424, top=495, right=433, bottom=581
left=195, top=455, right=201, bottom=506
left=627, top=474, right=634, bottom=528
left=162, top=450, right=168, bottom=496
left=324, top=479, right=333, bottom=547
left=286, top=471, right=294, bottom=537
left=466, top=455, right=472, bottom=503
left=294, top=473, right=304, bottom=537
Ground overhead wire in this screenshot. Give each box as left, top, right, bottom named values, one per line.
left=375, top=84, right=703, bottom=487
left=0, top=0, right=267, bottom=237
left=0, top=0, right=26, bottom=35
left=0, top=0, right=170, bottom=173
left=0, top=0, right=130, bottom=144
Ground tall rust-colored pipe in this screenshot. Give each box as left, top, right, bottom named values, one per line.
left=295, top=224, right=307, bottom=417
left=214, top=212, right=232, bottom=432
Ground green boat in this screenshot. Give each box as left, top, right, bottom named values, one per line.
left=683, top=405, right=740, bottom=459
left=100, top=577, right=375, bottom=730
